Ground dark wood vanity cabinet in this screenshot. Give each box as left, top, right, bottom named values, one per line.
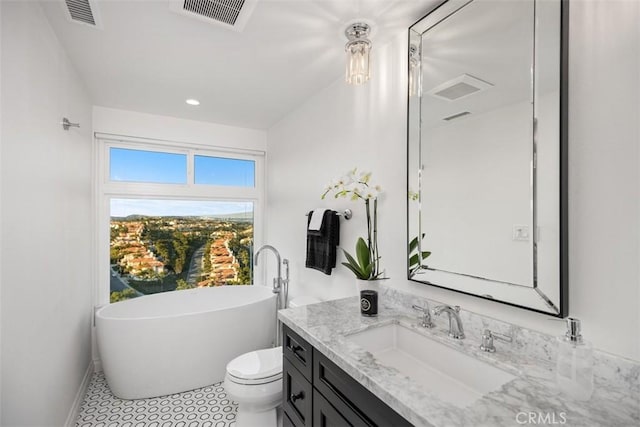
left=282, top=324, right=411, bottom=427
left=283, top=323, right=313, bottom=380
left=313, top=389, right=363, bottom=427
left=284, top=356, right=313, bottom=426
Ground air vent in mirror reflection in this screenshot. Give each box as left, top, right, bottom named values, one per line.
left=443, top=111, right=471, bottom=121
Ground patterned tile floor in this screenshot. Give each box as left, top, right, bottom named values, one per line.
left=75, top=372, right=238, bottom=427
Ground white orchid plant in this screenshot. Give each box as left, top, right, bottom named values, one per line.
left=321, top=168, right=383, bottom=280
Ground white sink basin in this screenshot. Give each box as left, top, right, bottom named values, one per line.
left=345, top=323, right=515, bottom=408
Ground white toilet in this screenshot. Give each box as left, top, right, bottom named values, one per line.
left=224, top=296, right=320, bottom=427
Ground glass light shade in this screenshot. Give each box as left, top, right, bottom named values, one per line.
left=345, top=40, right=371, bottom=85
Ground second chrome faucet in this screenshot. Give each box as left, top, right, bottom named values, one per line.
left=433, top=304, right=465, bottom=340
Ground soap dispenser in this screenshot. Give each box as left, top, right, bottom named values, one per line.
left=556, top=318, right=593, bottom=400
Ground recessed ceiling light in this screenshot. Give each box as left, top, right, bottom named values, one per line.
left=186, top=99, right=200, bottom=106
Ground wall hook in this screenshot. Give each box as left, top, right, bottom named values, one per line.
left=61, top=118, right=80, bottom=131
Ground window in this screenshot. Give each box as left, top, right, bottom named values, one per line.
left=194, top=155, right=255, bottom=187
left=110, top=148, right=187, bottom=184
left=98, top=137, right=263, bottom=304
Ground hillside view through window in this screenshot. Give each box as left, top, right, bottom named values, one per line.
left=109, top=199, right=254, bottom=303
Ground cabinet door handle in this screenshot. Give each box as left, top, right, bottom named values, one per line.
left=290, top=391, right=305, bottom=402
left=291, top=344, right=305, bottom=361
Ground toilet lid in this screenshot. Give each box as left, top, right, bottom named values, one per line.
left=226, top=346, right=283, bottom=383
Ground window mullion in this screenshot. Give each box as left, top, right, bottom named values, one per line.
left=187, top=150, right=195, bottom=186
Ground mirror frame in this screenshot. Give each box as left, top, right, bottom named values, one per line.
left=406, top=0, right=569, bottom=317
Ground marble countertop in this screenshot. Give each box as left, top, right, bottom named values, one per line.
left=278, top=295, right=639, bottom=427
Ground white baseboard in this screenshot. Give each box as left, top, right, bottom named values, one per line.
left=93, top=357, right=102, bottom=373
left=64, top=361, right=94, bottom=427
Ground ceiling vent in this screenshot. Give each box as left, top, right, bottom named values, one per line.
left=169, top=0, right=259, bottom=32
left=443, top=111, right=471, bottom=121
left=428, top=74, right=493, bottom=102
left=63, top=0, right=102, bottom=28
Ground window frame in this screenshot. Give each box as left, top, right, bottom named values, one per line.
left=95, top=134, right=265, bottom=306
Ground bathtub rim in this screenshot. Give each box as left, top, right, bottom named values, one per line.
left=97, top=284, right=276, bottom=322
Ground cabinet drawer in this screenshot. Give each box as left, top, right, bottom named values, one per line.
left=313, top=349, right=412, bottom=427
left=313, top=389, right=368, bottom=427
left=283, top=356, right=312, bottom=427
left=283, top=324, right=313, bottom=381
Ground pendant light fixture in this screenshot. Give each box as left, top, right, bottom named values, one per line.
left=344, top=22, right=372, bottom=85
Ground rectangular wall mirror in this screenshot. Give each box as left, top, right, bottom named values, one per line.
left=407, top=0, right=568, bottom=316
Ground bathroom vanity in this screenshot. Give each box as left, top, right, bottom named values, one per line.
left=279, top=289, right=639, bottom=427
left=282, top=323, right=410, bottom=427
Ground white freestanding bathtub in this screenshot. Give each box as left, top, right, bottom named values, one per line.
left=96, top=285, right=276, bottom=399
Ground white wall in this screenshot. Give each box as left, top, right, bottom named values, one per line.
left=1, top=1, right=94, bottom=425
left=566, top=0, right=640, bottom=360
left=266, top=0, right=640, bottom=361
left=267, top=33, right=409, bottom=301
left=93, top=106, right=267, bottom=153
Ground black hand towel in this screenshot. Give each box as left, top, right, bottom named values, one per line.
left=305, top=210, right=340, bottom=275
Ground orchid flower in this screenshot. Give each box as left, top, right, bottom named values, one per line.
left=321, top=168, right=384, bottom=280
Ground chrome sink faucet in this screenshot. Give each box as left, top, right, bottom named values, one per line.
left=433, top=305, right=465, bottom=339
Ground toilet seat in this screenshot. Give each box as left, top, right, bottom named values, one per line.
left=226, top=346, right=283, bottom=385
left=227, top=371, right=282, bottom=385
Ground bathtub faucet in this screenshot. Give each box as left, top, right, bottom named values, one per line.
left=254, top=244, right=289, bottom=307
left=254, top=244, right=282, bottom=293
left=254, top=244, right=290, bottom=346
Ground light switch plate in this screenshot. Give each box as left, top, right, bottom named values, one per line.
left=512, top=225, right=530, bottom=241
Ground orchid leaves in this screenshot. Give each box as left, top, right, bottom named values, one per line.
left=409, top=233, right=431, bottom=276
left=341, top=237, right=381, bottom=280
